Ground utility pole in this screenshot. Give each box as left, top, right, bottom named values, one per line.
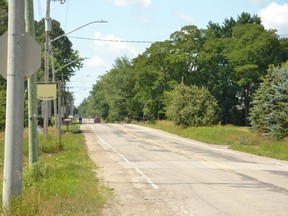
left=51, top=49, right=62, bottom=144
left=25, top=0, right=38, bottom=165
left=57, top=81, right=62, bottom=143
left=43, top=0, right=51, bottom=138
left=51, top=49, right=58, bottom=128
left=3, top=0, right=25, bottom=208
left=43, top=0, right=66, bottom=138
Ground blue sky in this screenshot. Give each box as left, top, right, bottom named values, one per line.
left=34, top=0, right=288, bottom=106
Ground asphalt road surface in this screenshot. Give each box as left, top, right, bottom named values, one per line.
left=81, top=121, right=288, bottom=216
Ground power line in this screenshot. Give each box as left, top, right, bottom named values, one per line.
left=68, top=36, right=160, bottom=44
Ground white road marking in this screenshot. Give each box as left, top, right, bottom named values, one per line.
left=89, top=125, right=159, bottom=189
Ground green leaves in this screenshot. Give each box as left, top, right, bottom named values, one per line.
left=165, top=85, right=218, bottom=127
left=78, top=12, right=288, bottom=127
left=250, top=63, right=288, bottom=139
left=79, top=57, right=134, bottom=121
left=0, top=0, right=8, bottom=36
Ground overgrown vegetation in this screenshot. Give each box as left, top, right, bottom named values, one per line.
left=141, top=120, right=288, bottom=161
left=0, top=125, right=111, bottom=215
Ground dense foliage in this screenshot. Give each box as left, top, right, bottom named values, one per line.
left=250, top=62, right=288, bottom=139
left=34, top=19, right=83, bottom=82
left=79, top=12, right=288, bottom=128
left=165, top=85, right=218, bottom=127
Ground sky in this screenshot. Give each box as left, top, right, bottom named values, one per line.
left=33, top=0, right=288, bottom=107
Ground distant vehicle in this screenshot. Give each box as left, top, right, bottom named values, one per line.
left=94, top=117, right=101, bottom=123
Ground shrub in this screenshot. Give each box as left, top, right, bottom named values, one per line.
left=165, top=84, right=218, bottom=127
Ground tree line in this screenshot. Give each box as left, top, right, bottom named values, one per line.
left=78, top=12, right=288, bottom=131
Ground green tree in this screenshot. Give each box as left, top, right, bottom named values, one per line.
left=35, top=19, right=83, bottom=83
left=198, top=25, right=239, bottom=125
left=165, top=84, right=218, bottom=127
left=132, top=42, right=173, bottom=120
left=250, top=63, right=288, bottom=139
left=0, top=0, right=8, bottom=36
left=87, top=57, right=134, bottom=122
left=168, top=25, right=205, bottom=85
left=199, top=13, right=284, bottom=125
left=132, top=66, right=163, bottom=120
left=224, top=23, right=282, bottom=125
left=79, top=12, right=288, bottom=126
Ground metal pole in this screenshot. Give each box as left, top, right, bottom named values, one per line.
left=3, top=0, right=25, bottom=208
left=43, top=0, right=51, bottom=138
left=25, top=0, right=38, bottom=165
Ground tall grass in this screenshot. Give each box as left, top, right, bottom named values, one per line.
left=0, top=124, right=111, bottom=215
left=141, top=120, right=288, bottom=161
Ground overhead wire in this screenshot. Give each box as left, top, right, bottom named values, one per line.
left=68, top=36, right=160, bottom=44
left=69, top=34, right=288, bottom=43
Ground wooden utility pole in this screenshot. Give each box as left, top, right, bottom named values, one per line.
left=3, top=0, right=25, bottom=208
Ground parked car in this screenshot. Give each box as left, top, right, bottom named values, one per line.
left=94, top=117, right=101, bottom=123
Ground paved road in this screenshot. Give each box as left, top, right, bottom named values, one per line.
left=82, top=122, right=288, bottom=216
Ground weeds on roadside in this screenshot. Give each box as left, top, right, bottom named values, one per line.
left=141, top=120, right=288, bottom=161
left=0, top=125, right=111, bottom=215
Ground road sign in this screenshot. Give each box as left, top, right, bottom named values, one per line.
left=0, top=32, right=41, bottom=79
left=37, top=83, right=57, bottom=100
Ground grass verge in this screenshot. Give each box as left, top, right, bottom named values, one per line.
left=139, top=120, right=288, bottom=161
left=0, top=124, right=111, bottom=216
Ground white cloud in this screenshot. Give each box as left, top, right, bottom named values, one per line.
left=85, top=56, right=105, bottom=67
left=175, top=12, right=196, bottom=23
left=259, top=3, right=288, bottom=35
left=113, top=0, right=151, bottom=8
left=88, top=32, right=142, bottom=70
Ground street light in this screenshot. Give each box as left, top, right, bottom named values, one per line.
left=50, top=20, right=108, bottom=44
left=54, top=57, right=89, bottom=74
left=67, top=75, right=91, bottom=84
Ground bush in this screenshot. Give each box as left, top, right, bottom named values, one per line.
left=165, top=84, right=218, bottom=127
